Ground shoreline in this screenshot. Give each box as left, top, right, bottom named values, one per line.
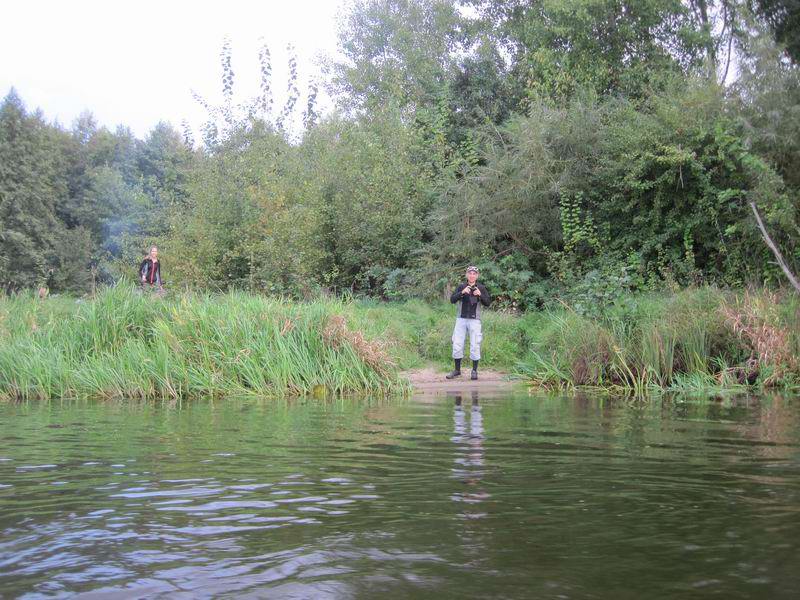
left=402, top=367, right=525, bottom=396
left=2, top=286, right=798, bottom=400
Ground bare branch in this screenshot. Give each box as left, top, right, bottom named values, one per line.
left=750, top=201, right=800, bottom=292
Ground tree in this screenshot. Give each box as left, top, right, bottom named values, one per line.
left=0, top=89, right=90, bottom=292
left=306, top=108, right=431, bottom=293
left=752, top=0, right=800, bottom=62
left=463, top=0, right=710, bottom=102
left=332, top=0, right=464, bottom=112
left=138, top=122, right=192, bottom=204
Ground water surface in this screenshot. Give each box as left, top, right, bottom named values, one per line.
left=1, top=392, right=799, bottom=598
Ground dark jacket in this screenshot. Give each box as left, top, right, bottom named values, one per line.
left=139, top=258, right=162, bottom=286
left=450, top=282, right=491, bottom=319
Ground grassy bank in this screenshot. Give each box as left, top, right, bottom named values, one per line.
left=353, top=287, right=800, bottom=394
left=517, top=287, right=800, bottom=394
left=1, top=285, right=798, bottom=400
left=0, top=286, right=525, bottom=400
left=0, top=286, right=407, bottom=400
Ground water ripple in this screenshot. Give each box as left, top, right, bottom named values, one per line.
left=1, top=394, right=799, bottom=598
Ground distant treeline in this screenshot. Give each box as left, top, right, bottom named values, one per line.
left=2, top=0, right=799, bottom=313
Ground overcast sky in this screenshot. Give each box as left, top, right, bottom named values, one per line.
left=1, top=0, right=346, bottom=139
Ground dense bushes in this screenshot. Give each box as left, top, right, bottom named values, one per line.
left=432, top=83, right=797, bottom=305
left=2, top=1, right=800, bottom=315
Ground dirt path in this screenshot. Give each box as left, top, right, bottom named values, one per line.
left=402, top=367, right=525, bottom=396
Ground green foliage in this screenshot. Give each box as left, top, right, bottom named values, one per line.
left=0, top=286, right=405, bottom=400
left=519, top=285, right=799, bottom=392
left=0, top=89, right=91, bottom=293
left=332, top=0, right=463, bottom=110
left=430, top=78, right=797, bottom=298
left=567, top=266, right=636, bottom=319
left=753, top=0, right=800, bottom=62
left=308, top=108, right=431, bottom=294
left=161, top=126, right=326, bottom=295
left=559, top=191, right=600, bottom=255
left=3, top=0, right=800, bottom=303
left=465, top=0, right=707, bottom=102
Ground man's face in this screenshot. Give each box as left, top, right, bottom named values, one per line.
left=466, top=271, right=478, bottom=285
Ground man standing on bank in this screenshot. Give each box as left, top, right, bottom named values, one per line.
left=447, top=265, right=492, bottom=380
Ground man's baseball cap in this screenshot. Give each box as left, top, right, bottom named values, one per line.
left=466, top=265, right=479, bottom=273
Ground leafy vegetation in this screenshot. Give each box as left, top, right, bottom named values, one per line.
left=1, top=284, right=797, bottom=399
left=2, top=1, right=800, bottom=395
left=0, top=286, right=406, bottom=399
left=3, top=0, right=799, bottom=303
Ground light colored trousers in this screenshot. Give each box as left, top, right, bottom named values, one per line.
left=452, top=317, right=483, bottom=361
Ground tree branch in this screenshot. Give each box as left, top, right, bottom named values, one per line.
left=750, top=201, right=800, bottom=292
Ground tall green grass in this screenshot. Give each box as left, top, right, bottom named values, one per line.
left=345, top=298, right=524, bottom=370
left=0, top=286, right=406, bottom=400
left=2, top=284, right=796, bottom=400
left=517, top=286, right=800, bottom=393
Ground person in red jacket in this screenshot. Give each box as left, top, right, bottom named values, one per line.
left=139, top=246, right=163, bottom=292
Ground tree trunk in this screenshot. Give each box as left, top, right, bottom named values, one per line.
left=750, top=201, right=800, bottom=293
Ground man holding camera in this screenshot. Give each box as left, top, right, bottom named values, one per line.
left=447, top=266, right=492, bottom=380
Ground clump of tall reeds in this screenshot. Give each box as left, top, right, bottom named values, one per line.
left=322, top=314, right=396, bottom=378
left=720, top=288, right=800, bottom=386
left=0, top=285, right=403, bottom=400
left=520, top=312, right=616, bottom=389
left=519, top=286, right=799, bottom=393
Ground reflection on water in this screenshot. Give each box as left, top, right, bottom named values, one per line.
left=1, top=393, right=799, bottom=598
left=451, top=391, right=489, bottom=517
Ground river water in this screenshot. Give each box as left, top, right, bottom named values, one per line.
left=1, top=391, right=798, bottom=599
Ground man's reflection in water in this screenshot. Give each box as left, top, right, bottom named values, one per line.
left=450, top=391, right=490, bottom=518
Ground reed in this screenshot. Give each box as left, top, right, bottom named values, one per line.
left=0, top=286, right=405, bottom=400
left=1, top=284, right=797, bottom=400
left=518, top=286, right=800, bottom=393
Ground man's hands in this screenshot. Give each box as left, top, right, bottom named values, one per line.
left=462, top=285, right=481, bottom=296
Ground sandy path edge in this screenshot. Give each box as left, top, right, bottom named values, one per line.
left=401, top=367, right=526, bottom=395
